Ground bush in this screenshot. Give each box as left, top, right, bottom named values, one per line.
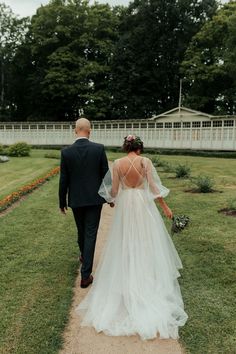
left=8, top=142, right=31, bottom=157
left=175, top=164, right=191, bottom=178
left=226, top=198, right=236, bottom=211
left=0, top=144, right=8, bottom=155
left=151, top=155, right=161, bottom=167
left=161, top=160, right=174, bottom=172
left=192, top=175, right=215, bottom=193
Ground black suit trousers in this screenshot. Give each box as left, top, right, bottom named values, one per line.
left=72, top=205, right=102, bottom=280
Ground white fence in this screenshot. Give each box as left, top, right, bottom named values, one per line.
left=0, top=119, right=236, bottom=150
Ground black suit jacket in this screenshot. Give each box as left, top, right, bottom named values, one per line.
left=59, top=139, right=109, bottom=208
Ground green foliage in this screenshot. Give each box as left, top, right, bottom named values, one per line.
left=175, top=164, right=191, bottom=178
left=150, top=155, right=161, bottom=167
left=161, top=160, right=174, bottom=172
left=0, top=143, right=7, bottom=154
left=192, top=175, right=215, bottom=193
left=226, top=198, right=236, bottom=211
left=0, top=2, right=29, bottom=120
left=111, top=0, right=217, bottom=118
left=1, top=0, right=218, bottom=121
left=11, top=0, right=120, bottom=121
left=7, top=142, right=31, bottom=157
left=144, top=148, right=236, bottom=159
left=181, top=1, right=236, bottom=114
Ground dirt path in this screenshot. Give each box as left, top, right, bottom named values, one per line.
left=59, top=204, right=184, bottom=354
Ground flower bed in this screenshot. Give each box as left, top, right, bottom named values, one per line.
left=0, top=166, right=60, bottom=213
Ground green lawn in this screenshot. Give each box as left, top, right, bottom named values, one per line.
left=0, top=177, right=78, bottom=354
left=0, top=151, right=235, bottom=354
left=0, top=149, right=59, bottom=199
left=109, top=152, right=236, bottom=353
left=147, top=154, right=236, bottom=354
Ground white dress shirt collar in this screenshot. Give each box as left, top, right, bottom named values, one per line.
left=75, top=136, right=89, bottom=141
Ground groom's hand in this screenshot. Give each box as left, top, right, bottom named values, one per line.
left=60, top=207, right=67, bottom=215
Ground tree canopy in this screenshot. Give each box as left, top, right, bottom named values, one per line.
left=2, top=0, right=235, bottom=121
left=0, top=2, right=29, bottom=120
left=110, top=0, right=218, bottom=119
left=181, top=1, right=236, bottom=115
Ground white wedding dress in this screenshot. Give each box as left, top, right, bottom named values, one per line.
left=76, top=156, right=188, bottom=340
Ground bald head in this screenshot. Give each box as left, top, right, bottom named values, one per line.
left=75, top=118, right=91, bottom=138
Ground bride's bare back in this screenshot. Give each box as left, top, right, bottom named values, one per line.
left=111, top=155, right=148, bottom=197
left=119, top=156, right=146, bottom=187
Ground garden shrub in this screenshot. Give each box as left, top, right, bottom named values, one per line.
left=175, top=164, right=191, bottom=178
left=161, top=161, right=174, bottom=172
left=226, top=198, right=236, bottom=211
left=0, top=144, right=8, bottom=155
left=192, top=175, right=215, bottom=193
left=8, top=142, right=31, bottom=157
left=151, top=155, right=161, bottom=167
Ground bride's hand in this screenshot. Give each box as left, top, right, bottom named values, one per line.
left=163, top=205, right=173, bottom=219
left=157, top=198, right=173, bottom=219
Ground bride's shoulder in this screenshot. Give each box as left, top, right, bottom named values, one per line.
left=112, top=158, right=122, bottom=168
left=141, top=156, right=151, bottom=165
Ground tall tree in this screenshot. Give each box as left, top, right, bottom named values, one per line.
left=181, top=1, right=236, bottom=115
left=0, top=2, right=28, bottom=120
left=110, top=0, right=217, bottom=119
left=11, top=0, right=119, bottom=121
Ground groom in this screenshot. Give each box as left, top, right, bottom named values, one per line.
left=59, top=118, right=109, bottom=288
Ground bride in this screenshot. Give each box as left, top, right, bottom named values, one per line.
left=76, top=135, right=188, bottom=340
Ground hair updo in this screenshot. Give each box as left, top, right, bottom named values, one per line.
left=122, top=135, right=144, bottom=153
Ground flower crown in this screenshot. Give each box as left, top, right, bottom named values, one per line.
left=125, top=135, right=143, bottom=144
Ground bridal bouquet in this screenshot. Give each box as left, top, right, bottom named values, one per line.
left=171, top=215, right=190, bottom=235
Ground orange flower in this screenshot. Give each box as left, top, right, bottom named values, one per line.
left=0, top=166, right=60, bottom=212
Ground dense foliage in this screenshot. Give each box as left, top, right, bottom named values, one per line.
left=7, top=142, right=31, bottom=156
left=181, top=1, right=236, bottom=115
left=1, top=0, right=235, bottom=121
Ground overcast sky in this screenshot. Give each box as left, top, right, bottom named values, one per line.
left=3, top=0, right=130, bottom=17
left=3, top=0, right=229, bottom=17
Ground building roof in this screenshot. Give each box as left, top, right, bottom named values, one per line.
left=150, top=106, right=213, bottom=120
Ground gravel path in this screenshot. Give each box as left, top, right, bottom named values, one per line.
left=59, top=204, right=184, bottom=354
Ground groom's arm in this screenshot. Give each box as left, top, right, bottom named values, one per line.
left=59, top=150, right=69, bottom=212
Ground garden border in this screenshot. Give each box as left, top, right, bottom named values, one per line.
left=0, top=166, right=60, bottom=213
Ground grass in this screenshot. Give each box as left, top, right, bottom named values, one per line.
left=0, top=177, right=78, bottom=354
left=143, top=154, right=236, bottom=353
left=0, top=151, right=235, bottom=354
left=109, top=152, right=236, bottom=353
left=0, top=149, right=59, bottom=199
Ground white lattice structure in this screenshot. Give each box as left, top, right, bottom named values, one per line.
left=0, top=107, right=236, bottom=150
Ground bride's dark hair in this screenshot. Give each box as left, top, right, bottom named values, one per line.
left=122, top=135, right=144, bottom=153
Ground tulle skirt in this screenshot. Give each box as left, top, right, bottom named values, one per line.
left=76, top=189, right=188, bottom=340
